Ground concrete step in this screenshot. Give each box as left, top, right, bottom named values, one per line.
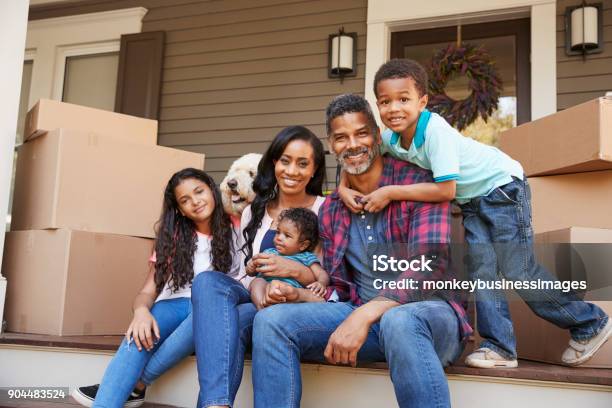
left=1, top=332, right=611, bottom=408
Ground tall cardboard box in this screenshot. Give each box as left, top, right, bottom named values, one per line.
left=510, top=227, right=612, bottom=368
left=500, top=97, right=612, bottom=176
left=528, top=170, right=612, bottom=233
left=2, top=230, right=152, bottom=336
left=11, top=129, right=205, bottom=238
left=25, top=99, right=158, bottom=146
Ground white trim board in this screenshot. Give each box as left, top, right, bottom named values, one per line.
left=365, top=0, right=557, bottom=121
left=24, top=7, right=147, bottom=110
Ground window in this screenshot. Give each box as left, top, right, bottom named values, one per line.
left=62, top=52, right=119, bottom=111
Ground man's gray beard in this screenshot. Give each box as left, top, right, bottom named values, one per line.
left=338, top=144, right=380, bottom=175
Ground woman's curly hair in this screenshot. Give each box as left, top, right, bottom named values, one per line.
left=154, top=168, right=234, bottom=294
left=277, top=207, right=319, bottom=252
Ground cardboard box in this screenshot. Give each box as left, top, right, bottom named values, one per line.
left=500, top=97, right=612, bottom=176
left=2, top=230, right=152, bottom=335
left=25, top=99, right=158, bottom=146
left=528, top=170, right=612, bottom=233
left=11, top=129, right=205, bottom=238
left=509, top=227, right=612, bottom=368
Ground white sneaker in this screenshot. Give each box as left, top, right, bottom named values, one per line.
left=562, top=318, right=612, bottom=366
left=465, top=347, right=518, bottom=368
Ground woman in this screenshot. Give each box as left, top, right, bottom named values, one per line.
left=191, top=126, right=326, bottom=408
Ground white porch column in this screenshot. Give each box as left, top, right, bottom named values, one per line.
left=0, top=1, right=29, bottom=331
left=530, top=2, right=558, bottom=119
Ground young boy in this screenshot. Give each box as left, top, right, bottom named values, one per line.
left=246, top=207, right=329, bottom=306
left=338, top=59, right=612, bottom=368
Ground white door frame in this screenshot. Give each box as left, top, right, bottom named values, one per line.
left=365, top=0, right=557, bottom=121
left=0, top=0, right=29, bottom=331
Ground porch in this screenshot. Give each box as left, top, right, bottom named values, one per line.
left=1, top=332, right=611, bottom=407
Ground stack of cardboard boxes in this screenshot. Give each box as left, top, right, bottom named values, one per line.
left=2, top=99, right=205, bottom=336
left=500, top=97, right=612, bottom=368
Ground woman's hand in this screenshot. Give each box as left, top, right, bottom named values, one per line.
left=263, top=280, right=299, bottom=306
left=125, top=307, right=160, bottom=352
left=245, top=259, right=258, bottom=276
left=253, top=253, right=313, bottom=282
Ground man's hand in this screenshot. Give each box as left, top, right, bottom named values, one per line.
left=324, top=312, right=370, bottom=367
left=362, top=186, right=392, bottom=213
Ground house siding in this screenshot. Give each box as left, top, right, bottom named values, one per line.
left=556, top=0, right=612, bottom=110
left=30, top=0, right=612, bottom=179
left=30, top=0, right=368, bottom=185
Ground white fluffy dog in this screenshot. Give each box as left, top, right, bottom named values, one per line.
left=220, top=153, right=262, bottom=221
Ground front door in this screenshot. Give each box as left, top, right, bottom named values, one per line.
left=391, top=18, right=530, bottom=146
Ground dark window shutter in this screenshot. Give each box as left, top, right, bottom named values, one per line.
left=114, top=31, right=165, bottom=120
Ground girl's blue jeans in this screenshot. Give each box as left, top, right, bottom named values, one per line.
left=460, top=177, right=608, bottom=359
left=94, top=297, right=194, bottom=408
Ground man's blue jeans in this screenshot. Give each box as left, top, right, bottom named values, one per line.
left=252, top=300, right=463, bottom=408
left=94, top=297, right=194, bottom=407
left=460, top=177, right=608, bottom=359
left=191, top=271, right=257, bottom=408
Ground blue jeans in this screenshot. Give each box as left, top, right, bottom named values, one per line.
left=460, top=177, right=609, bottom=359
left=94, top=298, right=194, bottom=408
left=252, top=301, right=463, bottom=408
left=191, top=271, right=257, bottom=408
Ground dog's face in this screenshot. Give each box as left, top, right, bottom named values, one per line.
left=220, top=153, right=262, bottom=218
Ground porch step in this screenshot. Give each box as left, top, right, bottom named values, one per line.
left=0, top=397, right=177, bottom=408
left=1, top=332, right=611, bottom=387
left=1, top=332, right=611, bottom=408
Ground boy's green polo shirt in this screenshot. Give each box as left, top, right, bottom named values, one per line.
left=380, top=109, right=524, bottom=204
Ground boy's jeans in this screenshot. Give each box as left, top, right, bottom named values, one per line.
left=94, top=297, right=194, bottom=408
left=252, top=300, right=463, bottom=408
left=191, top=271, right=257, bottom=408
left=460, top=177, right=608, bottom=359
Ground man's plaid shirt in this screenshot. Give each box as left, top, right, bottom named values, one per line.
left=320, top=156, right=472, bottom=340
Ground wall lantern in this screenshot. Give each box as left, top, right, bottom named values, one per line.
left=565, top=2, right=603, bottom=58
left=328, top=27, right=357, bottom=82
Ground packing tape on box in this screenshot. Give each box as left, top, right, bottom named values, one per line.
left=87, top=133, right=99, bottom=147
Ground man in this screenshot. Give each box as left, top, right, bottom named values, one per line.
left=251, top=94, right=472, bottom=408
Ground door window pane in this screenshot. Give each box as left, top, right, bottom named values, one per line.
left=62, top=52, right=119, bottom=111
left=399, top=34, right=520, bottom=146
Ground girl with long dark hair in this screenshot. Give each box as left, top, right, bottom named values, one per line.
left=73, top=168, right=245, bottom=408
left=191, top=126, right=326, bottom=408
